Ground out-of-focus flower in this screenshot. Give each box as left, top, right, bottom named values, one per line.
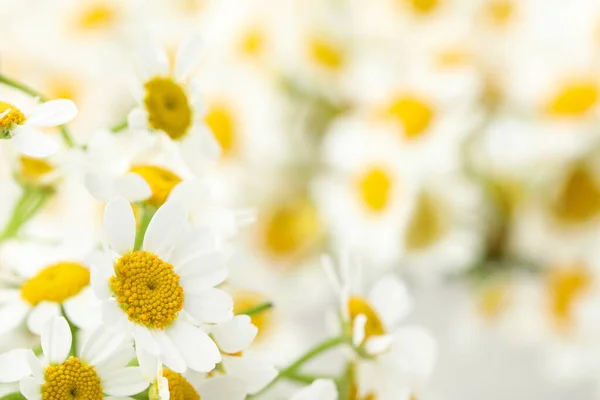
left=290, top=378, right=338, bottom=400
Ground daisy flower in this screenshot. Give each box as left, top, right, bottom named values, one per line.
left=0, top=316, right=148, bottom=399
left=322, top=254, right=437, bottom=400
left=89, top=197, right=233, bottom=374
left=127, top=36, right=221, bottom=174
left=0, top=242, right=101, bottom=336
left=0, top=98, right=77, bottom=158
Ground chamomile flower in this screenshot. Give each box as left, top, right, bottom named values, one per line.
left=89, top=197, right=233, bottom=374
left=127, top=36, right=221, bottom=174
left=322, top=254, right=437, bottom=400
left=0, top=99, right=77, bottom=158
left=0, top=316, right=148, bottom=399
left=0, top=242, right=101, bottom=336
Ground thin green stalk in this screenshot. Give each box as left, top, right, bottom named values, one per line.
left=0, top=186, right=52, bottom=242
left=134, top=205, right=156, bottom=251
left=0, top=74, right=76, bottom=147
left=61, top=305, right=79, bottom=357
left=0, top=393, right=26, bottom=400
left=237, top=301, right=273, bottom=317
left=286, top=371, right=337, bottom=385
left=110, top=120, right=128, bottom=133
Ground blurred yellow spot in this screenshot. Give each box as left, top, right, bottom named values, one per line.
left=358, top=167, right=392, bottom=213
left=405, top=0, right=439, bottom=14
left=233, top=291, right=273, bottom=342
left=405, top=192, right=448, bottom=250
left=43, top=357, right=102, bottom=399
left=487, top=178, right=523, bottom=218
left=144, top=77, right=192, bottom=140
left=436, top=48, right=472, bottom=68
left=546, top=81, right=598, bottom=116
left=486, top=0, right=514, bottom=26
left=348, top=296, right=386, bottom=341
left=162, top=369, right=200, bottom=400
left=110, top=251, right=184, bottom=329
left=551, top=165, right=600, bottom=224
left=309, top=38, right=345, bottom=70
left=19, top=156, right=54, bottom=184
left=263, top=198, right=321, bottom=257
left=548, top=265, right=591, bottom=327
left=77, top=3, right=117, bottom=30
left=0, top=101, right=26, bottom=134
left=386, top=96, right=434, bottom=139
left=21, top=263, right=90, bottom=306
left=240, top=28, right=265, bottom=57
left=205, top=104, right=236, bottom=157
left=130, top=165, right=182, bottom=208
left=477, top=281, right=510, bottom=320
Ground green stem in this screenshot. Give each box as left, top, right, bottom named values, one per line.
left=286, top=372, right=337, bottom=384
left=336, top=362, right=354, bottom=400
left=110, top=120, right=128, bottom=133
left=61, top=305, right=79, bottom=357
left=0, top=74, right=76, bottom=147
left=0, top=393, right=26, bottom=400
left=131, top=388, right=149, bottom=400
left=237, top=301, right=273, bottom=317
left=134, top=205, right=156, bottom=251
left=0, top=186, right=52, bottom=242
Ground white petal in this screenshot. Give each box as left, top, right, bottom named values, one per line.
left=132, top=324, right=160, bottom=356
left=63, top=288, right=102, bottom=329
left=11, top=126, right=59, bottom=158
left=26, top=99, right=77, bottom=127
left=167, top=319, right=220, bottom=372
left=174, top=34, right=203, bottom=81
left=101, top=300, right=128, bottom=330
left=221, top=354, right=277, bottom=394
left=184, top=288, right=233, bottom=324
left=180, top=125, right=221, bottom=176
left=135, top=39, right=170, bottom=82
left=96, top=344, right=135, bottom=377
left=352, top=314, right=367, bottom=347
left=152, top=330, right=187, bottom=373
left=389, top=325, right=437, bottom=384
left=26, top=351, right=44, bottom=384
left=87, top=252, right=115, bottom=300
left=169, top=228, right=216, bottom=266
left=85, top=173, right=118, bottom=202
left=177, top=251, right=227, bottom=279
left=116, top=173, right=152, bottom=203
left=158, top=376, right=170, bottom=400
left=180, top=266, right=228, bottom=294
left=211, top=315, right=257, bottom=354
left=102, top=367, right=148, bottom=396
left=19, top=376, right=42, bottom=400
left=199, top=376, right=247, bottom=400
left=127, top=108, right=149, bottom=130
left=80, top=324, right=127, bottom=367
left=104, top=197, right=136, bottom=254
left=368, top=276, right=412, bottom=329
left=143, top=200, right=188, bottom=259
left=27, top=302, right=60, bottom=335
left=365, top=334, right=393, bottom=355
left=41, top=316, right=71, bottom=364
left=0, top=349, right=32, bottom=383
left=134, top=345, right=159, bottom=381
left=0, top=301, right=29, bottom=334
left=290, top=379, right=338, bottom=400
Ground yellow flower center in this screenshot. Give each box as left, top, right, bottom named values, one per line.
left=42, top=357, right=102, bottom=400
left=309, top=38, right=345, bottom=70
left=240, top=28, right=265, bottom=57
left=546, top=80, right=599, bottom=117
left=204, top=104, right=236, bottom=157
left=110, top=251, right=184, bottom=329
left=19, top=156, right=54, bottom=184
left=386, top=96, right=434, bottom=139
left=550, top=165, right=600, bottom=224
left=348, top=296, right=386, bottom=341
left=547, top=265, right=591, bottom=328
left=21, top=263, right=90, bottom=306
left=162, top=369, right=200, bottom=400
left=144, top=77, right=193, bottom=140
left=405, top=0, right=439, bottom=15
left=262, top=198, right=321, bottom=258
left=233, top=291, right=273, bottom=342
left=404, top=192, right=448, bottom=251
left=0, top=101, right=26, bottom=136
left=77, top=3, right=118, bottom=30
left=129, top=165, right=182, bottom=208
left=486, top=0, right=514, bottom=26
left=358, top=167, right=393, bottom=213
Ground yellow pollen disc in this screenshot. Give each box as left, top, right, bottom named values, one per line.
left=386, top=95, right=434, bottom=139
left=486, top=0, right=514, bottom=26
left=110, top=251, right=184, bottom=329
left=309, top=38, right=345, bottom=70
left=547, top=264, right=591, bottom=328
left=162, top=369, right=201, bottom=400
left=233, top=291, right=273, bottom=342
left=19, top=155, right=54, bottom=184
left=262, top=198, right=321, bottom=258
left=348, top=296, right=386, bottom=340
left=405, top=0, right=439, bottom=15
left=240, top=28, right=265, bottom=57
left=42, top=356, right=102, bottom=400
left=204, top=104, right=236, bottom=157
left=77, top=3, right=118, bottom=30
left=358, top=167, right=393, bottom=213
left=21, top=263, right=90, bottom=306
left=404, top=192, right=448, bottom=251
left=550, top=165, right=600, bottom=224
left=144, top=77, right=193, bottom=140
left=546, top=80, right=599, bottom=117
left=129, top=165, right=182, bottom=208
left=0, top=101, right=26, bottom=134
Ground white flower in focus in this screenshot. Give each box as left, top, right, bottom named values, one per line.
left=127, top=36, right=221, bottom=174
left=88, top=197, right=233, bottom=374
left=0, top=99, right=77, bottom=158
left=0, top=316, right=148, bottom=399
